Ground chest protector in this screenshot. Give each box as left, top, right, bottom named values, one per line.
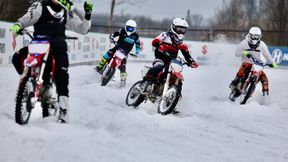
left=117, top=29, right=139, bottom=53
left=34, top=1, right=67, bottom=39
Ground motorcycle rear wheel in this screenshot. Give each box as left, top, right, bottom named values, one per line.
left=126, top=81, right=146, bottom=107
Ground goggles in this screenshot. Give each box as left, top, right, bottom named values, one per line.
left=173, top=26, right=187, bottom=34
left=126, top=26, right=135, bottom=32
left=250, top=34, right=261, bottom=40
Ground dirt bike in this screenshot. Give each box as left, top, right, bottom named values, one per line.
left=100, top=48, right=136, bottom=86
left=229, top=55, right=272, bottom=105
left=15, top=30, right=77, bottom=125
left=126, top=56, right=194, bottom=115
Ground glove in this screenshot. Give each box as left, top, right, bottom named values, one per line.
left=84, top=1, right=93, bottom=20
left=10, top=24, right=21, bottom=35
left=243, top=51, right=251, bottom=58
left=269, top=63, right=278, bottom=68
left=158, top=44, right=165, bottom=52
left=190, top=61, right=199, bottom=68
left=135, top=47, right=141, bottom=56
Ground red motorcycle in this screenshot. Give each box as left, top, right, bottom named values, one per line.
left=229, top=55, right=272, bottom=104
left=15, top=30, right=76, bottom=125
left=100, top=48, right=136, bottom=86
left=126, top=56, right=195, bottom=115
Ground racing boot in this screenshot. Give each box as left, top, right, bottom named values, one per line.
left=120, top=72, right=128, bottom=86
left=57, top=96, right=69, bottom=123
left=261, top=77, right=269, bottom=96
left=96, top=58, right=107, bottom=74
left=229, top=76, right=241, bottom=90
left=262, top=90, right=269, bottom=96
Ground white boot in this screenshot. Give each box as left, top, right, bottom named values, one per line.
left=58, top=96, right=69, bottom=123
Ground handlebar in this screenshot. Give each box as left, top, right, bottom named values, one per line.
left=18, top=29, right=33, bottom=39
left=176, top=56, right=191, bottom=66
left=249, top=55, right=272, bottom=67
left=18, top=29, right=78, bottom=40
left=129, top=53, right=137, bottom=57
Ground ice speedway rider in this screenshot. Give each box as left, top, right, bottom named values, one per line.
left=95, top=19, right=141, bottom=84
left=10, top=0, right=93, bottom=123
left=143, top=17, right=198, bottom=86
left=229, top=27, right=278, bottom=99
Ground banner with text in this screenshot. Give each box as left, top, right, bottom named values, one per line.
left=1, top=21, right=286, bottom=67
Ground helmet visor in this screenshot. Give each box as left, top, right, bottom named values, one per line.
left=173, top=26, right=187, bottom=34
left=126, top=26, right=135, bottom=32
left=250, top=34, right=261, bottom=40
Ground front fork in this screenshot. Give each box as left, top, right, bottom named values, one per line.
left=161, top=72, right=171, bottom=99
left=241, top=74, right=259, bottom=94
left=22, top=53, right=50, bottom=106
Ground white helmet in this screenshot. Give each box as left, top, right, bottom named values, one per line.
left=170, top=18, right=189, bottom=43
left=246, top=27, right=262, bottom=48
left=125, top=19, right=137, bottom=36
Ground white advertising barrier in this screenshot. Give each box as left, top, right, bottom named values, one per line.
left=0, top=20, right=239, bottom=67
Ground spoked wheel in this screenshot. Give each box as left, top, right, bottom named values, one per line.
left=101, top=67, right=116, bottom=86
left=15, top=75, right=34, bottom=125
left=126, top=80, right=146, bottom=107
left=240, top=81, right=256, bottom=105
left=158, top=85, right=181, bottom=115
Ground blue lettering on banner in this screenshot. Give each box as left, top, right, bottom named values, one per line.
left=269, top=46, right=288, bottom=66
left=197, top=56, right=210, bottom=62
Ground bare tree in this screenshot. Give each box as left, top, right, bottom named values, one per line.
left=260, top=0, right=288, bottom=45
left=0, top=0, right=35, bottom=22
left=108, top=0, right=145, bottom=28
left=260, top=0, right=288, bottom=31
left=190, top=14, right=204, bottom=28
left=214, top=0, right=245, bottom=30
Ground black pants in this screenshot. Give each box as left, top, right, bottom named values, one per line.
left=12, top=40, right=69, bottom=97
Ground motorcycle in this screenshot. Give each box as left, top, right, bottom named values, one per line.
left=126, top=56, right=194, bottom=115
left=15, top=30, right=77, bottom=125
left=100, top=48, right=136, bottom=86
left=229, top=55, right=272, bottom=104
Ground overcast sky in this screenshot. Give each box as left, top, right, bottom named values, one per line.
left=75, top=0, right=225, bottom=20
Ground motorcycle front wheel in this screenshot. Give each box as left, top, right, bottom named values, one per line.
left=15, top=74, right=34, bottom=125
left=158, top=85, right=181, bottom=115
left=240, top=80, right=256, bottom=105
left=101, top=67, right=116, bottom=86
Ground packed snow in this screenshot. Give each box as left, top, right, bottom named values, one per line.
left=0, top=59, right=288, bottom=162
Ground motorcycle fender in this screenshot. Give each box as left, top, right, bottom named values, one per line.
left=110, top=57, right=120, bottom=68
left=174, top=72, right=184, bottom=81
left=251, top=70, right=259, bottom=77
left=25, top=56, right=39, bottom=67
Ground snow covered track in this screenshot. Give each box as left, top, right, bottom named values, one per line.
left=0, top=63, right=288, bottom=162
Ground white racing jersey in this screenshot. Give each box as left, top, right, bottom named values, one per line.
left=235, top=39, right=275, bottom=65
left=17, top=2, right=91, bottom=35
